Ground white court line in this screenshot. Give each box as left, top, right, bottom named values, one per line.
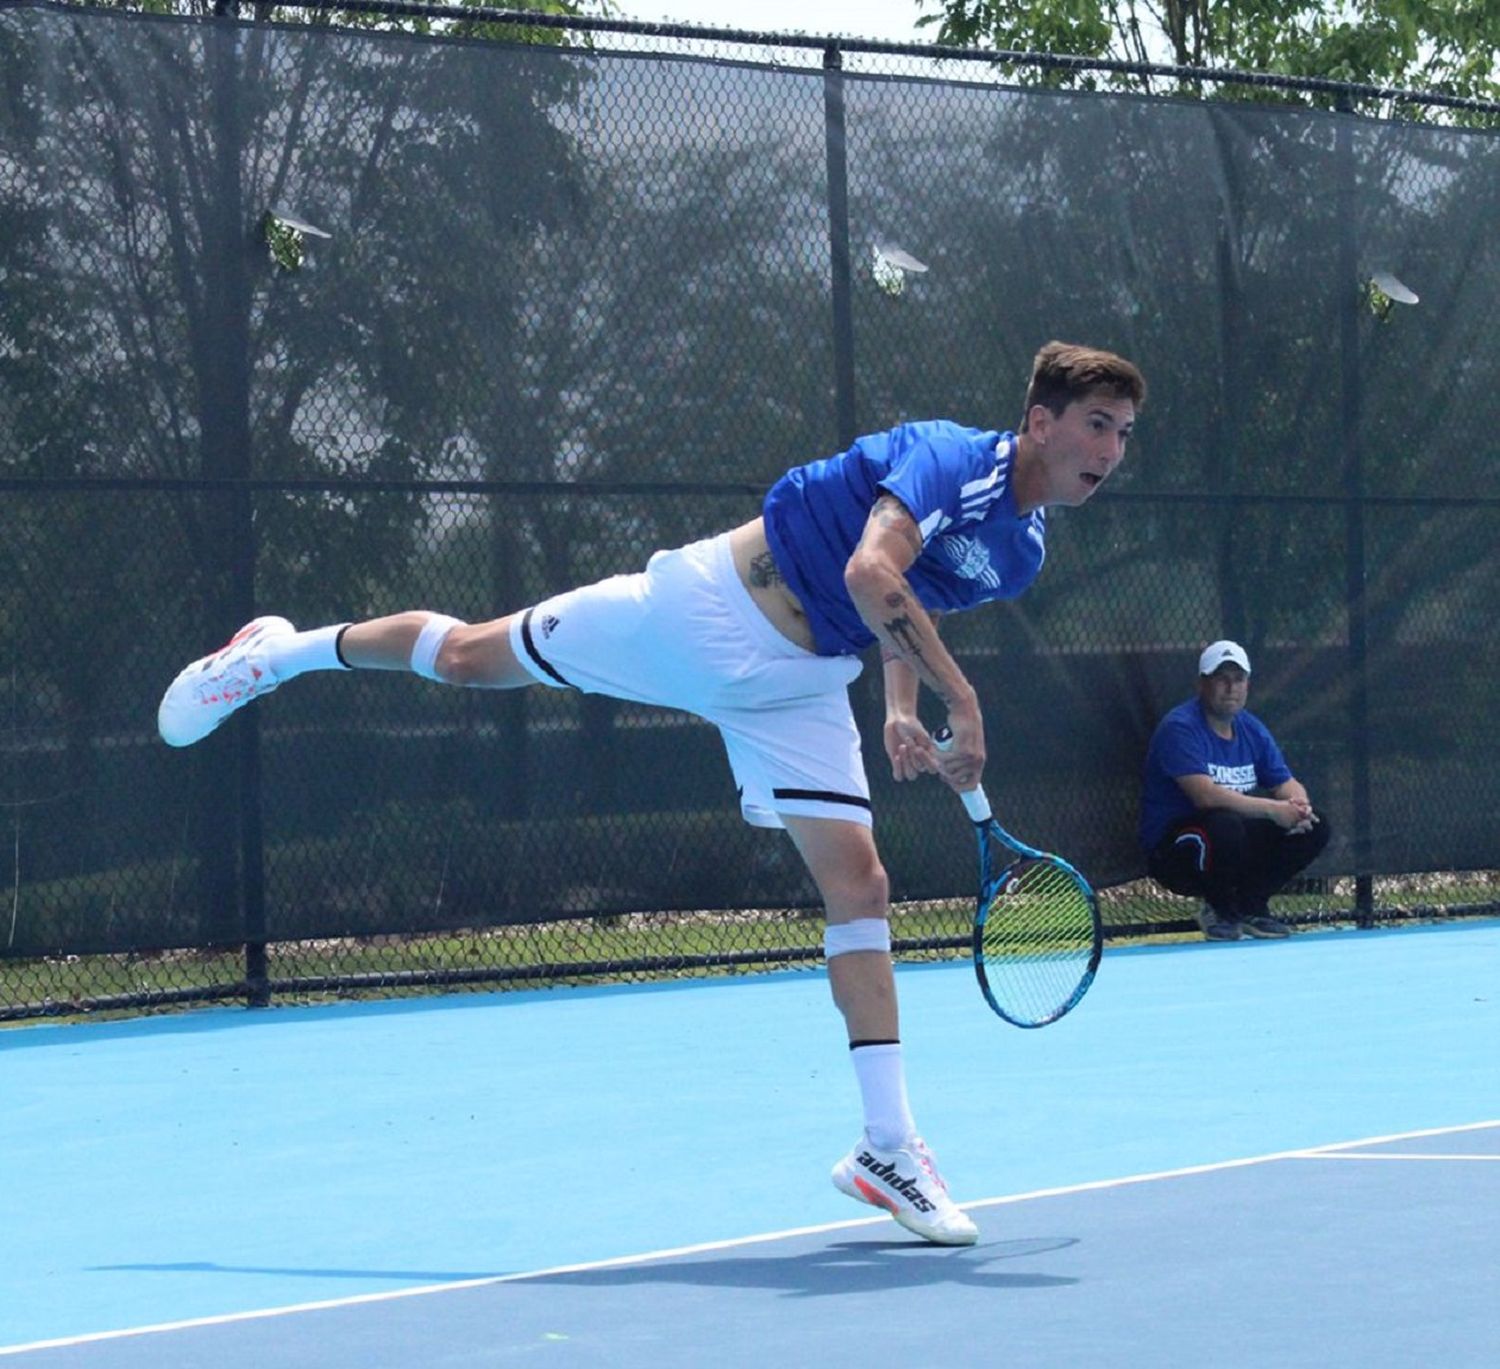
left=4, top=1117, right=1496, bottom=1358
left=957, top=1118, right=1500, bottom=1212
left=1294, top=1152, right=1500, bottom=1161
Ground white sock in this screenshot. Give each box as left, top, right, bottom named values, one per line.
left=849, top=1042, right=917, bottom=1149
left=265, top=625, right=351, bottom=681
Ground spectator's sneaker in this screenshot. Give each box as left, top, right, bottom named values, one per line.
left=1196, top=904, right=1242, bottom=941
left=1242, top=914, right=1290, bottom=939
left=832, top=1133, right=979, bottom=1245
left=157, top=617, right=295, bottom=747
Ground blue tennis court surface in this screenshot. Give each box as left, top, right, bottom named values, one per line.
left=3, top=921, right=1498, bottom=1366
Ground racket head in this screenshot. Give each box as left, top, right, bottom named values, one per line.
left=971, top=838, right=1102, bottom=1029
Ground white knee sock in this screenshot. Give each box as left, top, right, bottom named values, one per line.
left=265, top=625, right=351, bottom=680
left=849, top=1041, right=917, bottom=1149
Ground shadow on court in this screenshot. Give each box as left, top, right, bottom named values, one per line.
left=520, top=1236, right=1080, bottom=1299
left=82, top=1236, right=1081, bottom=1299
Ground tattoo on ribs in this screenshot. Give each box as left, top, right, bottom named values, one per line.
left=748, top=551, right=784, bottom=589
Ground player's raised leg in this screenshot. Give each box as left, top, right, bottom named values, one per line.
left=157, top=611, right=533, bottom=747
left=783, top=814, right=978, bottom=1246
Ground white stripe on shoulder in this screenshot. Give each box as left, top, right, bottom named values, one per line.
left=959, top=476, right=1009, bottom=521
left=960, top=487, right=1007, bottom=518
left=959, top=467, right=1001, bottom=502
left=917, top=508, right=951, bottom=541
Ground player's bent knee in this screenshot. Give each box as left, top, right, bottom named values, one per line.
left=817, top=863, right=889, bottom=926
left=790, top=819, right=889, bottom=923
left=434, top=626, right=493, bottom=687
left=435, top=622, right=530, bottom=688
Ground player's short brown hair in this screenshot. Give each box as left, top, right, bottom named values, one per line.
left=1021, top=342, right=1147, bottom=431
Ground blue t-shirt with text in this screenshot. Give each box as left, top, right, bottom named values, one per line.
left=1139, top=698, right=1293, bottom=850
left=762, top=421, right=1046, bottom=656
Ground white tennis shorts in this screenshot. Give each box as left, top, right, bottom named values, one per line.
left=508, top=533, right=871, bottom=829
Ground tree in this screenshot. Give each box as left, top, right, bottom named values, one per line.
left=0, top=0, right=845, bottom=945
left=0, top=0, right=610, bottom=949
left=917, top=0, right=1500, bottom=116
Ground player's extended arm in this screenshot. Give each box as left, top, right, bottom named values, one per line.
left=881, top=612, right=944, bottom=782
left=845, top=494, right=984, bottom=789
left=1175, top=773, right=1307, bottom=830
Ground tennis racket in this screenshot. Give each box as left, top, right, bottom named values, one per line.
left=933, top=729, right=1102, bottom=1027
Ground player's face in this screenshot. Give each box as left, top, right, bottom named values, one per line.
left=1199, top=665, right=1249, bottom=720
left=1031, top=393, right=1135, bottom=507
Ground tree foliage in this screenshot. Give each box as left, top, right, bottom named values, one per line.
left=917, top=0, right=1500, bottom=117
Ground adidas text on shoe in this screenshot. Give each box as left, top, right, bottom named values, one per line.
left=157, top=617, right=296, bottom=747
left=831, top=1134, right=978, bottom=1246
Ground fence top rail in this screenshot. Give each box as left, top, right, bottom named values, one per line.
left=23, top=0, right=1500, bottom=118
left=7, top=475, right=1500, bottom=512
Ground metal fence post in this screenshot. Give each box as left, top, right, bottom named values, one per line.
left=1335, top=93, right=1375, bottom=927
left=822, top=43, right=856, bottom=448
left=205, top=16, right=269, bottom=1000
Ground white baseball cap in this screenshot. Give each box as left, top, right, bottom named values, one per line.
left=1198, top=640, right=1251, bottom=676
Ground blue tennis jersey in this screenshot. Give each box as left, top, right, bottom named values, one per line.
left=1139, top=698, right=1293, bottom=850
left=762, top=421, right=1046, bottom=656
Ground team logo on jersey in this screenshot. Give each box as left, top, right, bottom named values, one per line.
left=1208, top=762, right=1257, bottom=793
left=935, top=533, right=1001, bottom=590
left=540, top=614, right=560, bottom=638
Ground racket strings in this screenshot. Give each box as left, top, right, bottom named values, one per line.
left=979, top=856, right=1097, bottom=1023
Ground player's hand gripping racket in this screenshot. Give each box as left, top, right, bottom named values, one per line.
left=934, top=728, right=1102, bottom=1027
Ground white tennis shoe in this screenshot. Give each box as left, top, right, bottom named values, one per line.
left=157, top=616, right=296, bottom=747
left=832, top=1133, right=979, bottom=1245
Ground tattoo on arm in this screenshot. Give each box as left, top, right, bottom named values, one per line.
left=881, top=596, right=940, bottom=665
left=884, top=613, right=926, bottom=662
left=881, top=598, right=906, bottom=665
left=748, top=551, right=784, bottom=589
left=880, top=603, right=956, bottom=702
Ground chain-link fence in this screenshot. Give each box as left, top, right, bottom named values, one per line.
left=3, top=0, right=1499, bottom=1019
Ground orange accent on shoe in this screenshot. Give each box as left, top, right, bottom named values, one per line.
left=853, top=1176, right=899, bottom=1214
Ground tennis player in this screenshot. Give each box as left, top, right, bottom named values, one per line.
left=159, top=340, right=1145, bottom=1245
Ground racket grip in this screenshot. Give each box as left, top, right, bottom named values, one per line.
left=932, top=728, right=994, bottom=823
left=957, top=784, right=992, bottom=824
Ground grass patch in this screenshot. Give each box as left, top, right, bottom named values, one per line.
left=5, top=873, right=1496, bottom=1025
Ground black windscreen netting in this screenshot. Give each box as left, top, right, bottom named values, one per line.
left=2, top=2, right=1497, bottom=974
